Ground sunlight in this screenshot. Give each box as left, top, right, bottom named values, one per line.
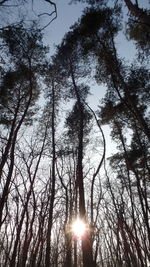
left=71, top=219, right=87, bottom=238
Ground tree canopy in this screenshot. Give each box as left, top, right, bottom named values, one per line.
left=0, top=1, right=150, bottom=267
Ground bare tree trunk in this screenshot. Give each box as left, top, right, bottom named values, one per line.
left=10, top=128, right=47, bottom=267
left=0, top=59, right=33, bottom=228
left=69, top=61, right=95, bottom=267
left=20, top=190, right=36, bottom=267
left=45, top=80, right=56, bottom=267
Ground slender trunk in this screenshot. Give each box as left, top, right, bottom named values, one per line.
left=69, top=61, right=95, bottom=267
left=73, top=182, right=78, bottom=267
left=10, top=129, right=46, bottom=267
left=20, top=193, right=36, bottom=267
left=115, top=121, right=148, bottom=266
left=0, top=60, right=33, bottom=227
left=45, top=80, right=56, bottom=267
left=0, top=107, right=18, bottom=182
left=58, top=167, right=72, bottom=267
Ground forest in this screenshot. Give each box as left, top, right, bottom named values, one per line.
left=0, top=0, right=150, bottom=266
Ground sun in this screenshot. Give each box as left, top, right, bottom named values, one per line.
left=71, top=219, right=87, bottom=238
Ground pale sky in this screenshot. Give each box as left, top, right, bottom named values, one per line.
left=40, top=0, right=135, bottom=158
left=1, top=0, right=148, bottom=158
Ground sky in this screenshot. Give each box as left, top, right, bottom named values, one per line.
left=43, top=1, right=86, bottom=48
left=0, top=0, right=148, bottom=158
left=38, top=0, right=134, bottom=158
left=43, top=1, right=117, bottom=157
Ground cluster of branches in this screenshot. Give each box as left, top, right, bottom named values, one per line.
left=0, top=0, right=150, bottom=267
left=0, top=0, right=57, bottom=30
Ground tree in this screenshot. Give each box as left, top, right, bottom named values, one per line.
left=66, top=6, right=150, bottom=141
left=53, top=31, right=100, bottom=266
left=44, top=68, right=58, bottom=267
left=0, top=23, right=47, bottom=227
left=0, top=0, right=150, bottom=266
left=97, top=64, right=150, bottom=265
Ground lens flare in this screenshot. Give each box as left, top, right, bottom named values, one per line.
left=71, top=219, right=86, bottom=238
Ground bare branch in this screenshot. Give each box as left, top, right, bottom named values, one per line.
left=39, top=0, right=57, bottom=30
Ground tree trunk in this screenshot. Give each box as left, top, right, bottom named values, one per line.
left=70, top=61, right=95, bottom=267
left=45, top=80, right=56, bottom=267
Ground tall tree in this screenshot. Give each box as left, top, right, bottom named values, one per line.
left=66, top=6, right=150, bottom=141
left=53, top=32, right=98, bottom=266
left=43, top=63, right=65, bottom=266
left=0, top=23, right=47, bottom=227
